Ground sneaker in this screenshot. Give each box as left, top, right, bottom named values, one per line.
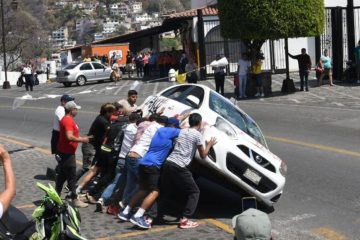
left=179, top=218, right=199, bottom=229
left=118, top=211, right=131, bottom=221
left=107, top=205, right=120, bottom=216
left=73, top=198, right=88, bottom=208
left=130, top=215, right=151, bottom=229
left=119, top=201, right=125, bottom=209
left=95, top=198, right=104, bottom=213
left=254, top=93, right=260, bottom=97
left=260, top=93, right=265, bottom=97
left=86, top=193, right=97, bottom=204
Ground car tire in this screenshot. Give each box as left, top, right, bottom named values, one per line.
left=76, top=76, right=86, bottom=86
left=63, top=82, right=72, bottom=87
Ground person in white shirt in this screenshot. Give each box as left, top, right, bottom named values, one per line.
left=237, top=53, right=251, bottom=99
left=22, top=64, right=33, bottom=91
left=51, top=94, right=74, bottom=155
left=118, top=90, right=138, bottom=116
left=0, top=144, right=16, bottom=219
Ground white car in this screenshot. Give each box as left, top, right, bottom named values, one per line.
left=141, top=84, right=287, bottom=207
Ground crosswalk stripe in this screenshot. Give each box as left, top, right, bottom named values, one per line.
left=113, top=81, right=128, bottom=95
left=96, top=82, right=117, bottom=94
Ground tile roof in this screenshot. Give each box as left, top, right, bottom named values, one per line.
left=165, top=7, right=218, bottom=19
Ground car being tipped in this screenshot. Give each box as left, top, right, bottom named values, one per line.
left=140, top=84, right=287, bottom=207
left=56, top=62, right=112, bottom=87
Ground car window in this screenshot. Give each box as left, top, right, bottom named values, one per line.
left=209, top=92, right=267, bottom=147
left=64, top=64, right=78, bottom=70
left=161, top=85, right=204, bottom=109
left=92, top=63, right=105, bottom=70
left=80, top=63, right=93, bottom=70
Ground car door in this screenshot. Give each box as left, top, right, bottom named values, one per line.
left=79, top=63, right=95, bottom=81
left=92, top=62, right=108, bottom=80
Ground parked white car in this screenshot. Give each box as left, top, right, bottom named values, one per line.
left=140, top=84, right=287, bottom=207
left=56, top=62, right=112, bottom=87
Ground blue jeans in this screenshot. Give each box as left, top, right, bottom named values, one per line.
left=239, top=74, right=247, bottom=97
left=122, top=156, right=140, bottom=204
left=100, top=158, right=126, bottom=203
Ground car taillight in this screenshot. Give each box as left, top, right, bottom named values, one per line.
left=64, top=71, right=70, bottom=76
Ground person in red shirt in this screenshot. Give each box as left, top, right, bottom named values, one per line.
left=55, top=101, right=91, bottom=208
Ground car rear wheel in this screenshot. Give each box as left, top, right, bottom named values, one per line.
left=76, top=76, right=86, bottom=86
left=63, top=82, right=72, bottom=87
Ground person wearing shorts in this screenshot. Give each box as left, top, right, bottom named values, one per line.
left=318, top=49, right=334, bottom=86
left=118, top=117, right=180, bottom=229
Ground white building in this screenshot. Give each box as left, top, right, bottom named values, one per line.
left=102, top=18, right=120, bottom=34
left=94, top=33, right=105, bottom=41
left=51, top=27, right=69, bottom=49
left=132, top=2, right=142, bottom=13
left=134, top=13, right=152, bottom=22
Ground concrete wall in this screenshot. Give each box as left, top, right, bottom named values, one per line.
left=0, top=72, right=47, bottom=86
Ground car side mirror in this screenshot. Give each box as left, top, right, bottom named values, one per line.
left=186, top=95, right=200, bottom=108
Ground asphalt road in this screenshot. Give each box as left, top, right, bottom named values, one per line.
left=1, top=75, right=360, bottom=239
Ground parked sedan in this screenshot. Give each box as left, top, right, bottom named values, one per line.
left=56, top=62, right=112, bottom=87
left=140, top=84, right=287, bottom=207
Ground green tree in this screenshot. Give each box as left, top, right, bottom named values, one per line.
left=218, top=0, right=325, bottom=60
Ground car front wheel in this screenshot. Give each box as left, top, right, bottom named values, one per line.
left=76, top=76, right=86, bottom=86
left=63, top=82, right=72, bottom=87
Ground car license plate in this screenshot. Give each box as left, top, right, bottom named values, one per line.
left=243, top=168, right=261, bottom=185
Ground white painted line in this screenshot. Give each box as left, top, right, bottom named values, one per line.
left=331, top=102, right=345, bottom=107
left=305, top=91, right=326, bottom=100
left=290, top=98, right=301, bottom=104
left=323, top=86, right=360, bottom=100
left=97, top=82, right=116, bottom=94
left=65, top=86, right=79, bottom=94
left=113, top=81, right=128, bottom=96
left=152, top=82, right=159, bottom=95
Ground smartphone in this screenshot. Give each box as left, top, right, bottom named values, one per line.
left=242, top=197, right=257, bottom=212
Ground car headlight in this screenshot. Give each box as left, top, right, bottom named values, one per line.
left=214, top=117, right=237, bottom=139
left=279, top=160, right=287, bottom=177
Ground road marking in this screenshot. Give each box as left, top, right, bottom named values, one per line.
left=267, top=135, right=360, bottom=158
left=312, top=227, right=347, bottom=240
left=323, top=86, right=360, bottom=100
left=305, top=91, right=326, bottom=100
left=331, top=102, right=345, bottom=107
left=152, top=82, right=159, bottom=95
left=0, top=135, right=83, bottom=165
left=113, top=81, right=128, bottom=95
left=97, top=82, right=116, bottom=94
left=290, top=98, right=301, bottom=104
left=95, top=221, right=206, bottom=240
left=0, top=105, right=98, bottom=115
left=205, top=218, right=234, bottom=235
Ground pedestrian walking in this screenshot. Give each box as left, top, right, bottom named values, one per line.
left=143, top=53, right=149, bottom=78
left=22, top=64, right=33, bottom=91
left=55, top=101, right=90, bottom=208
left=117, top=90, right=138, bottom=116
left=160, top=113, right=217, bottom=229
left=354, top=40, right=360, bottom=84
left=318, top=49, right=334, bottom=86
left=288, top=48, right=312, bottom=91
left=237, top=53, right=251, bottom=98
left=126, top=50, right=134, bottom=79
left=119, top=118, right=180, bottom=229
left=213, top=55, right=226, bottom=96
left=135, top=53, right=144, bottom=78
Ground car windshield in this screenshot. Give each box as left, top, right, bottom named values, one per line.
left=209, top=92, right=268, bottom=148
left=63, top=64, right=78, bottom=70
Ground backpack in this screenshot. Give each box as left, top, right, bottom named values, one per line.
left=100, top=117, right=128, bottom=158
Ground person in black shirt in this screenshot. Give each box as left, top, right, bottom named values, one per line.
left=126, top=50, right=134, bottom=78
left=288, top=48, right=312, bottom=91
left=76, top=103, right=115, bottom=196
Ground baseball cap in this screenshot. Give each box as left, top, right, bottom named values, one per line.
left=60, top=94, right=74, bottom=102
left=64, top=101, right=81, bottom=110
left=232, top=208, right=272, bottom=240
left=167, top=117, right=180, bottom=128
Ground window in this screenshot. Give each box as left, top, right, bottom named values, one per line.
left=92, top=63, right=105, bottom=69
left=64, top=64, right=79, bottom=70
left=80, top=63, right=93, bottom=70
left=209, top=92, right=267, bottom=147
left=161, top=85, right=204, bottom=109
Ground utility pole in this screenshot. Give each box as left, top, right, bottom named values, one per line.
left=347, top=0, right=355, bottom=62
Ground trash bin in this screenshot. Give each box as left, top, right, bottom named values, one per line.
left=168, top=68, right=176, bottom=82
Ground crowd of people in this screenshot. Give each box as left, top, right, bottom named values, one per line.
left=51, top=90, right=217, bottom=229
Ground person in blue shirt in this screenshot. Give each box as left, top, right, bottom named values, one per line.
left=318, top=49, right=334, bottom=86
left=118, top=117, right=180, bottom=229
